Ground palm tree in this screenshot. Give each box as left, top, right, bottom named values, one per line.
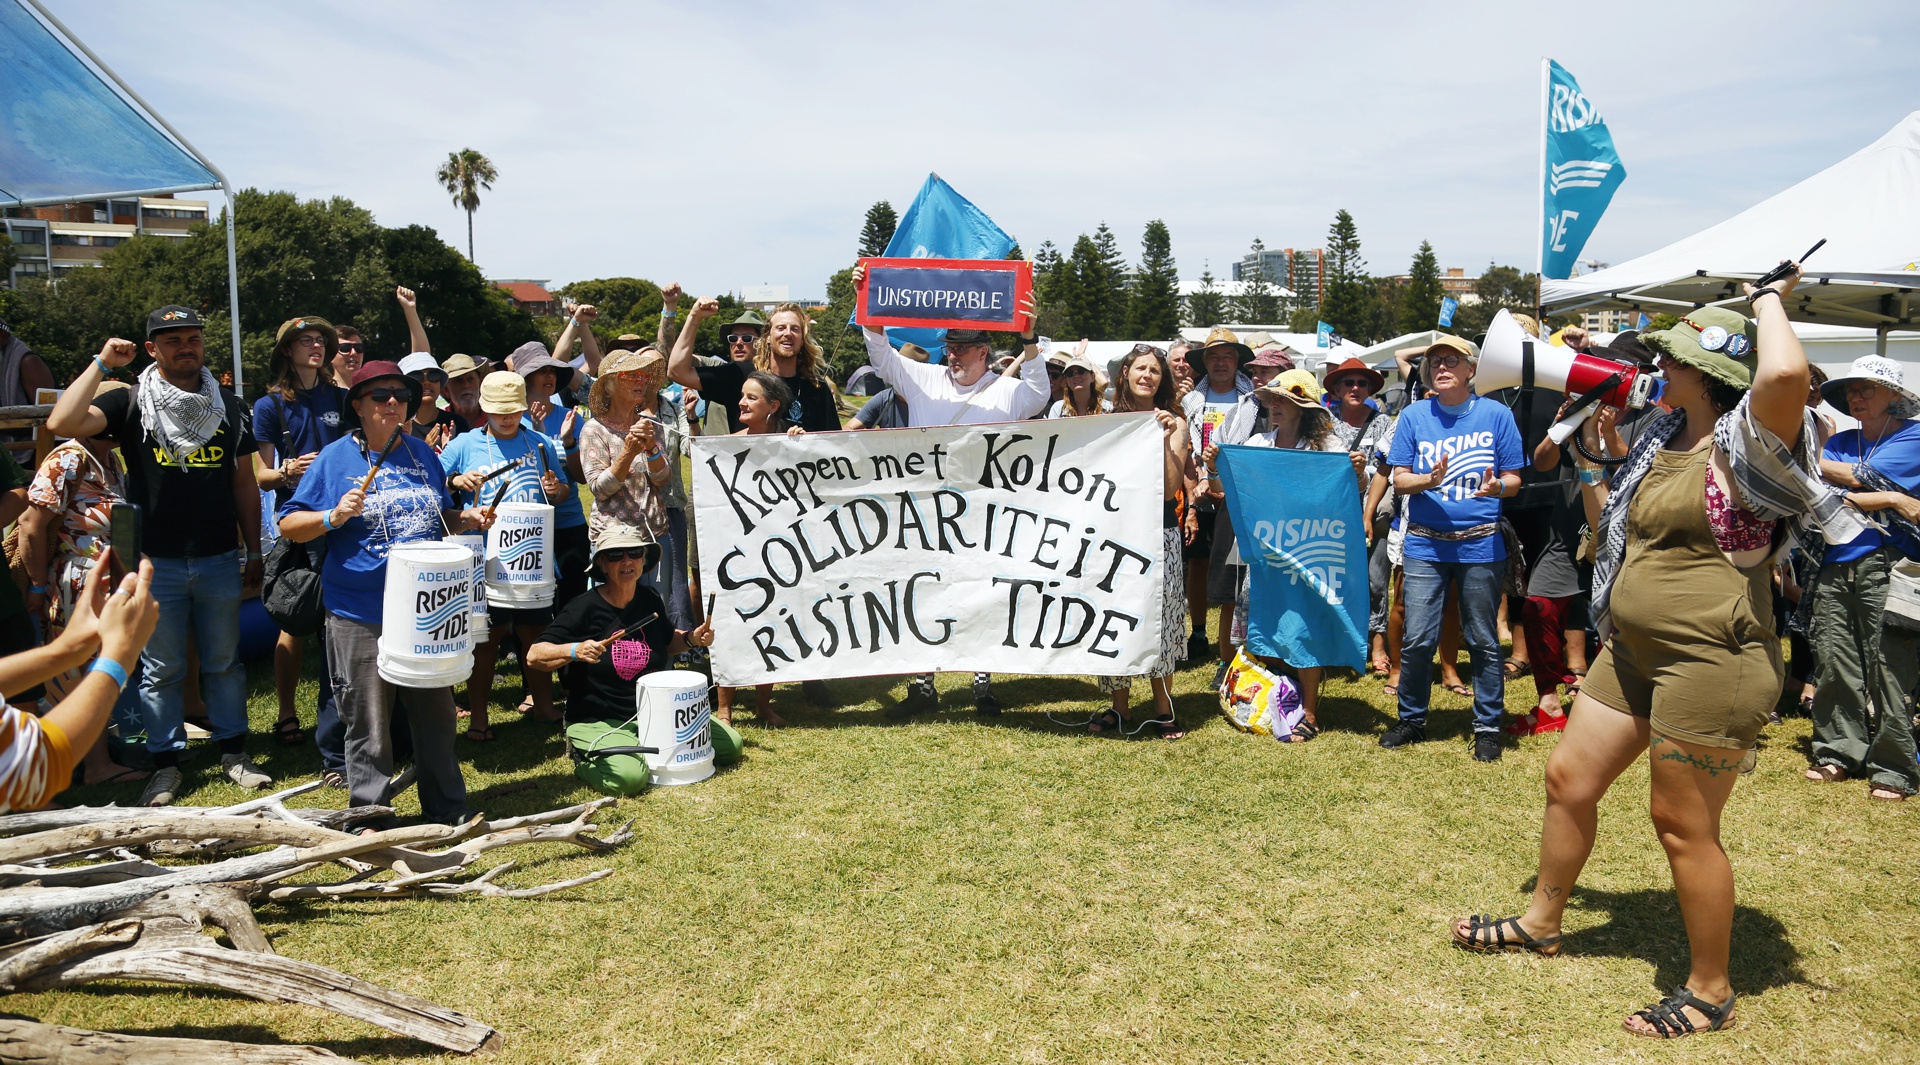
left=436, top=148, right=498, bottom=262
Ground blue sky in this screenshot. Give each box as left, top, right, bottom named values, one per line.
left=47, top=0, right=1918, bottom=297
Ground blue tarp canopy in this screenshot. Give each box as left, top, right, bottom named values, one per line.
left=0, top=0, right=218, bottom=205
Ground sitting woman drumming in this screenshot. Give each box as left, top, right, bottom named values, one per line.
left=528, top=524, right=713, bottom=725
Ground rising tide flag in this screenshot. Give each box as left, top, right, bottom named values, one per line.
left=1541, top=59, right=1627, bottom=279
left=872, top=174, right=1016, bottom=362
left=1215, top=446, right=1368, bottom=669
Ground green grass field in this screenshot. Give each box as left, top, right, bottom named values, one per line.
left=19, top=642, right=1920, bottom=1064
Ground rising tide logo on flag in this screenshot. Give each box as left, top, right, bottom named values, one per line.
left=869, top=173, right=1016, bottom=363
left=1542, top=60, right=1627, bottom=280
left=1215, top=446, right=1368, bottom=669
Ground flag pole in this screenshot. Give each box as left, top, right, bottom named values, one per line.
left=1536, top=57, right=1549, bottom=316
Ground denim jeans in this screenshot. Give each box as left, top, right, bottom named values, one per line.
left=140, top=550, right=248, bottom=753
left=1398, top=556, right=1505, bottom=733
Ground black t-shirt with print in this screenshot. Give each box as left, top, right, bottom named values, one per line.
left=95, top=384, right=256, bottom=558
left=695, top=360, right=841, bottom=433
left=538, top=584, right=675, bottom=724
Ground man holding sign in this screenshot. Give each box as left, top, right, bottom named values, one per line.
left=852, top=260, right=1049, bottom=716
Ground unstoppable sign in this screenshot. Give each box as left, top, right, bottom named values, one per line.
left=690, top=414, right=1165, bottom=686
left=855, top=256, right=1034, bottom=331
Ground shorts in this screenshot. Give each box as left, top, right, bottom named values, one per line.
left=0, top=611, right=44, bottom=702
left=487, top=604, right=555, bottom=631
left=1581, top=633, right=1780, bottom=751
left=1184, top=508, right=1215, bottom=561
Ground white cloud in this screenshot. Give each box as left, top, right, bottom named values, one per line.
left=49, top=0, right=1920, bottom=297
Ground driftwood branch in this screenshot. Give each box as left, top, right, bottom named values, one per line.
left=0, top=1017, right=357, bottom=1062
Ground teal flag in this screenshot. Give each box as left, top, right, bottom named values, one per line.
left=1542, top=60, right=1628, bottom=279
left=1216, top=446, right=1368, bottom=669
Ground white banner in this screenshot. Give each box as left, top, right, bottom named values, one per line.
left=690, top=413, right=1167, bottom=686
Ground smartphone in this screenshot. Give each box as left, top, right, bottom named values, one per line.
left=109, top=503, right=141, bottom=581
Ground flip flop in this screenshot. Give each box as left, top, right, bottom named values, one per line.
left=1382, top=684, right=1399, bottom=697
left=1445, top=683, right=1473, bottom=698
left=463, top=726, right=495, bottom=743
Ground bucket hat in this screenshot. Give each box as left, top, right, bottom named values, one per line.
left=1185, top=327, right=1254, bottom=375
left=1639, top=306, right=1758, bottom=389
left=1820, top=354, right=1920, bottom=419
left=397, top=351, right=446, bottom=384
left=589, top=522, right=661, bottom=575
left=725, top=310, right=768, bottom=335
left=1320, top=356, right=1385, bottom=395
left=1247, top=345, right=1296, bottom=373
left=341, top=361, right=422, bottom=432
left=508, top=341, right=577, bottom=392
left=479, top=370, right=529, bottom=415
left=440, top=353, right=481, bottom=380
left=1254, top=368, right=1326, bottom=409
left=269, top=315, right=339, bottom=378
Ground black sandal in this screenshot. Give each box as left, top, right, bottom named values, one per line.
left=1088, top=710, right=1121, bottom=735
left=1137, top=713, right=1185, bottom=740
left=273, top=716, right=304, bottom=746
left=1452, top=914, right=1563, bottom=956
left=1281, top=719, right=1319, bottom=743
left=1625, top=986, right=1735, bottom=1038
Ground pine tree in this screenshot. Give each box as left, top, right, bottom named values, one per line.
left=1030, top=240, right=1071, bottom=338
left=1186, top=263, right=1227, bottom=328
left=1319, top=209, right=1370, bottom=339
left=1231, top=237, right=1283, bottom=324
left=858, top=201, right=898, bottom=258
left=1288, top=250, right=1319, bottom=313
left=1126, top=220, right=1180, bottom=339
left=1063, top=234, right=1104, bottom=339
left=1090, top=223, right=1128, bottom=338
left=1401, top=240, right=1444, bottom=334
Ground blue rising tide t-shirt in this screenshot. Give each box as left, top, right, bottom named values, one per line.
left=1387, top=395, right=1524, bottom=563
left=1822, top=420, right=1920, bottom=564
left=280, top=433, right=455, bottom=624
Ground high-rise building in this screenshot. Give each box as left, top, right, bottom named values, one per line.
left=2, top=194, right=208, bottom=287
left=1234, top=247, right=1327, bottom=306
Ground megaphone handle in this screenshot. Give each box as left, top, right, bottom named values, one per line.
left=1547, top=405, right=1593, bottom=446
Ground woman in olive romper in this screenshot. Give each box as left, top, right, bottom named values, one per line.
left=1450, top=266, right=1847, bottom=1038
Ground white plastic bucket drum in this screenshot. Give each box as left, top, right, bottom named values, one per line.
left=635, top=671, right=713, bottom=786
left=446, top=533, right=488, bottom=628
left=485, top=502, right=555, bottom=609
left=376, top=542, right=476, bottom=688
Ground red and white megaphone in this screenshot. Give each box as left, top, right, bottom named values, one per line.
left=1474, top=309, right=1660, bottom=444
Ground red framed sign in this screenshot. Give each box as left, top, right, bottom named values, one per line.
left=855, top=256, right=1034, bottom=332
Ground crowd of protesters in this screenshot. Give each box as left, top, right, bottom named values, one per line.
left=0, top=256, right=1910, bottom=848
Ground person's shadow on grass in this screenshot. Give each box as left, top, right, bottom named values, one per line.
left=1528, top=882, right=1810, bottom=995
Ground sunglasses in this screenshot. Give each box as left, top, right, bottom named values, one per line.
left=1046, top=365, right=1064, bottom=378
left=726, top=333, right=757, bottom=345
left=336, top=342, right=365, bottom=354
left=1333, top=377, right=1371, bottom=389
left=598, top=547, right=650, bottom=561
left=362, top=387, right=408, bottom=404
left=1066, top=366, right=1091, bottom=377
left=1130, top=343, right=1166, bottom=357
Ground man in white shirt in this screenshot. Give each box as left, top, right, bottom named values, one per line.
left=853, top=264, right=1047, bottom=715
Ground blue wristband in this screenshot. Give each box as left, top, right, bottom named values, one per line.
left=93, top=356, right=109, bottom=376
left=90, top=657, right=129, bottom=691
left=569, top=643, right=579, bottom=661
left=321, top=509, right=337, bottom=531
left=660, top=309, right=676, bottom=319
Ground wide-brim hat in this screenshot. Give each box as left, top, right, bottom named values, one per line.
left=1186, top=326, right=1254, bottom=374
left=589, top=523, right=661, bottom=575
left=1820, top=354, right=1920, bottom=419
left=270, top=315, right=337, bottom=373
left=726, top=310, right=768, bottom=333
left=944, top=328, right=998, bottom=346
left=509, top=341, right=577, bottom=392
left=1320, top=356, right=1385, bottom=395
left=1640, top=306, right=1758, bottom=389
left=1254, top=368, right=1326, bottom=409
left=479, top=370, right=529, bottom=415
left=588, top=348, right=666, bottom=413
left=341, top=361, right=423, bottom=432
left=441, top=352, right=480, bottom=380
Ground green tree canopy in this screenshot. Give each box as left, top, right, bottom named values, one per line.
left=1231, top=237, right=1283, bottom=325
left=1450, top=264, right=1539, bottom=336
left=858, top=201, right=898, bottom=258
left=0, top=188, right=538, bottom=390
left=1401, top=240, right=1444, bottom=334
left=1125, top=220, right=1180, bottom=340
left=1318, top=209, right=1371, bottom=341
left=1185, top=264, right=1226, bottom=329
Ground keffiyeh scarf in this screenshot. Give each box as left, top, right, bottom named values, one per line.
left=136, top=362, right=227, bottom=469
left=1590, top=396, right=1865, bottom=641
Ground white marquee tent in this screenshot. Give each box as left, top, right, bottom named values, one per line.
left=1542, top=111, right=1920, bottom=351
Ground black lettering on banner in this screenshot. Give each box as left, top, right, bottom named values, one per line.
left=823, top=508, right=860, bottom=557
left=903, top=452, right=925, bottom=475
left=1088, top=610, right=1140, bottom=659
left=1053, top=597, right=1097, bottom=647
left=977, top=433, right=1033, bottom=489
left=1031, top=517, right=1070, bottom=569
left=718, top=547, right=775, bottom=619
left=762, top=537, right=804, bottom=589
left=870, top=454, right=904, bottom=480
left=932, top=489, right=973, bottom=551
left=848, top=497, right=889, bottom=551
left=782, top=612, right=814, bottom=659
left=1058, top=467, right=1084, bottom=495
left=863, top=581, right=903, bottom=650
left=929, top=443, right=948, bottom=479
left=1094, top=539, right=1153, bottom=593
left=751, top=626, right=793, bottom=670
left=709, top=451, right=772, bottom=533
left=1034, top=435, right=1058, bottom=492
left=994, top=577, right=1044, bottom=647
left=903, top=571, right=952, bottom=645
left=997, top=507, right=1038, bottom=558
left=810, top=595, right=841, bottom=656
left=893, top=492, right=934, bottom=551
left=1066, top=527, right=1096, bottom=578
left=788, top=519, right=843, bottom=572
left=1083, top=473, right=1120, bottom=513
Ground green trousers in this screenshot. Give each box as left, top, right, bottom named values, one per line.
left=1810, top=549, right=1920, bottom=795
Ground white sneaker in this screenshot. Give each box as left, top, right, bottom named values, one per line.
left=138, top=766, right=183, bottom=807
left=221, top=753, right=273, bottom=790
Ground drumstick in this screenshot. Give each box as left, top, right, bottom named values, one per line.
left=601, top=612, right=659, bottom=646
left=487, top=477, right=514, bottom=512
left=358, top=425, right=405, bottom=493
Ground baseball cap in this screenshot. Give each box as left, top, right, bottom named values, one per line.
left=146, top=305, right=204, bottom=337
